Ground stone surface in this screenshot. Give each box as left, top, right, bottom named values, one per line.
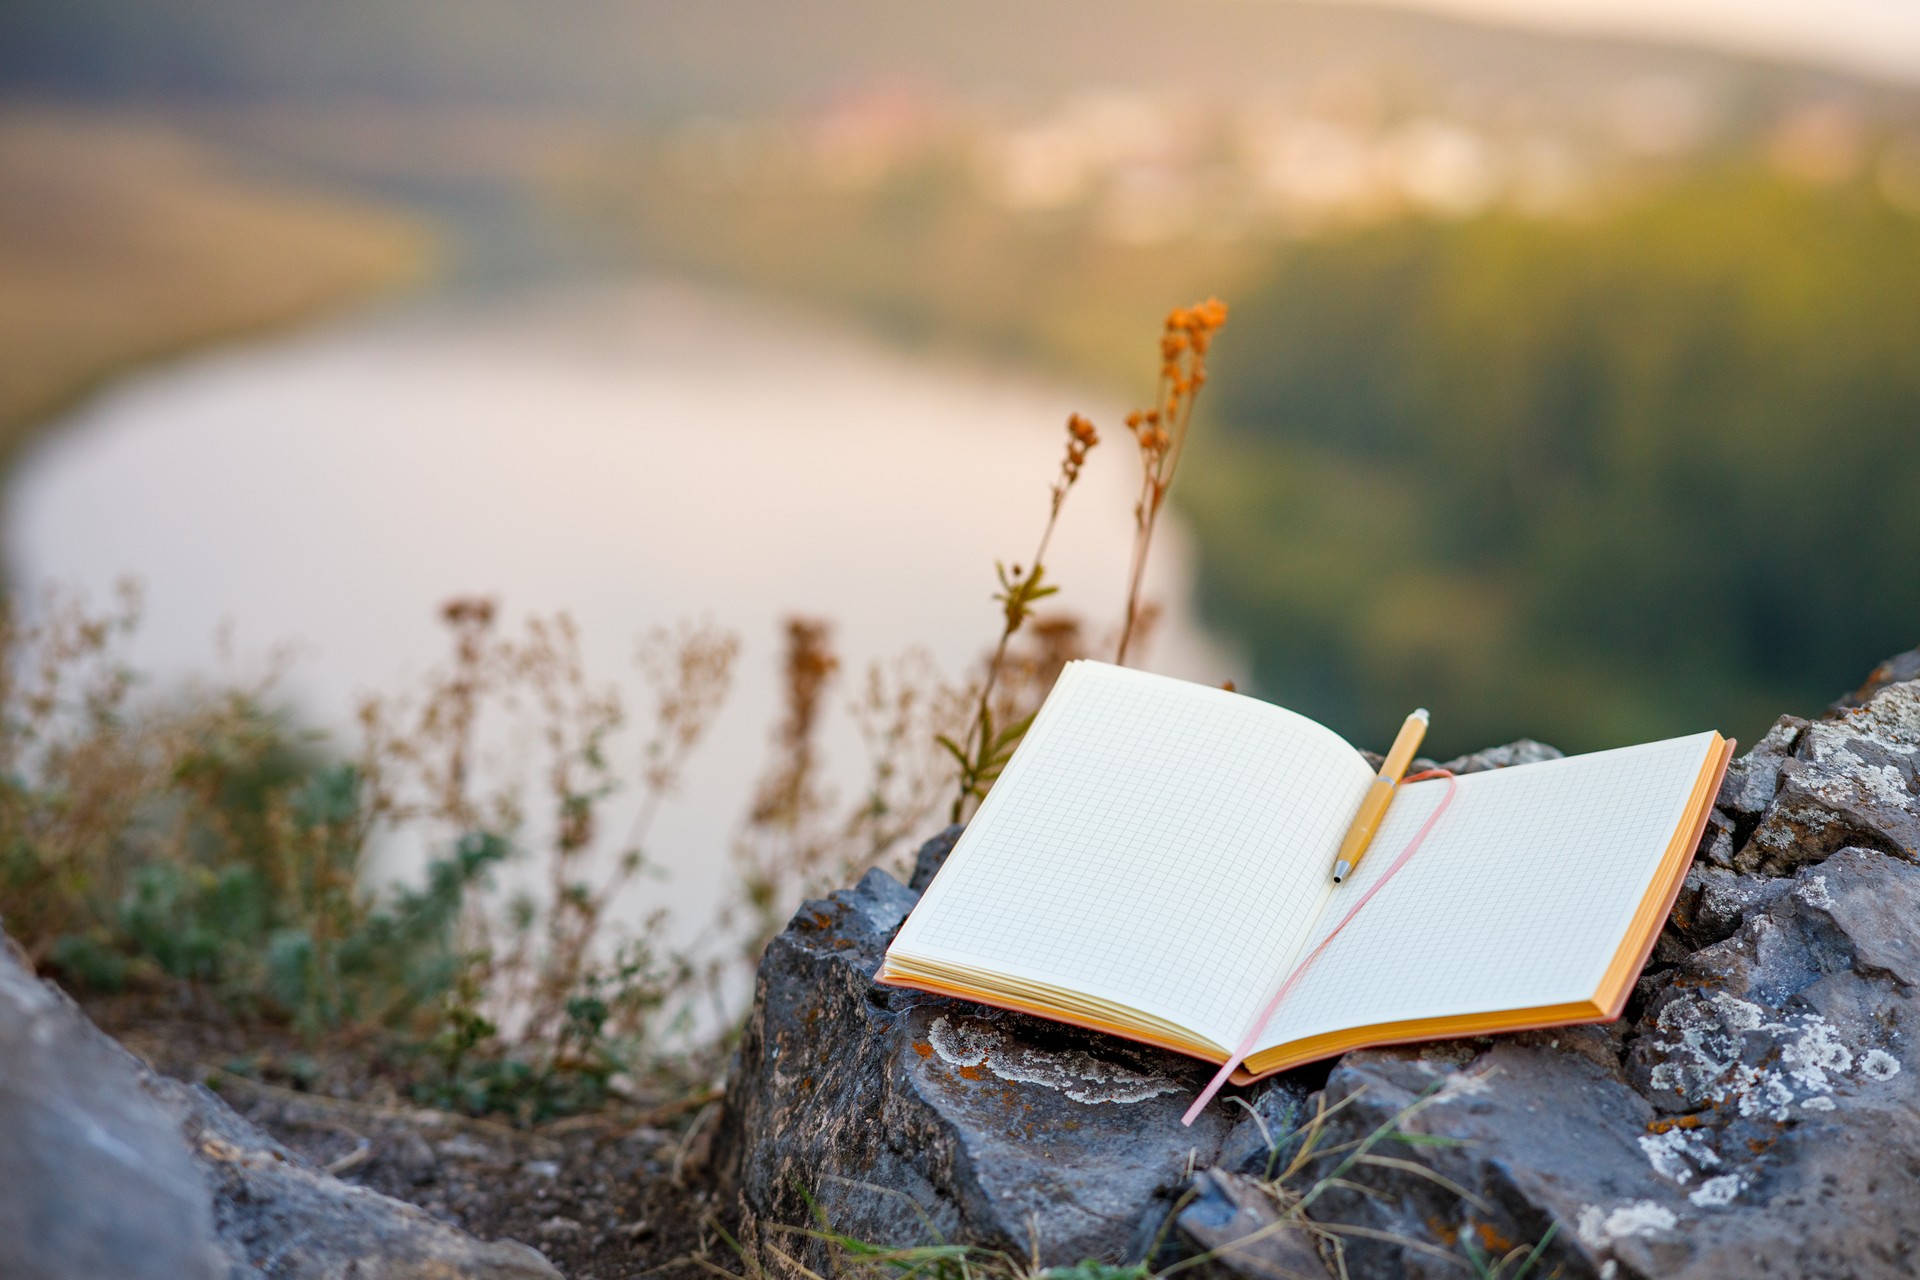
left=1832, top=645, right=1920, bottom=710
left=0, top=935, right=227, bottom=1280
left=1735, top=681, right=1920, bottom=873
left=0, top=927, right=561, bottom=1280
left=714, top=867, right=1238, bottom=1268
left=163, top=1073, right=564, bottom=1279
left=723, top=668, right=1920, bottom=1279
left=1306, top=845, right=1920, bottom=1280
left=1431, top=738, right=1565, bottom=775
left=908, top=822, right=965, bottom=891
left=1160, top=1169, right=1330, bottom=1280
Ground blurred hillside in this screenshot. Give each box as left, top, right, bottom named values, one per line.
left=0, top=111, right=430, bottom=465
left=0, top=0, right=1890, bottom=114
left=4, top=0, right=1920, bottom=755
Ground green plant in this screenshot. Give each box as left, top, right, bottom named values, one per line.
left=941, top=413, right=1100, bottom=823
left=0, top=585, right=742, bottom=1119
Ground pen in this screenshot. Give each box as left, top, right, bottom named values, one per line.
left=1331, top=708, right=1430, bottom=884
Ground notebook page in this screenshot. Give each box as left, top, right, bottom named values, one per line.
left=1252, top=732, right=1718, bottom=1054
left=892, top=661, right=1376, bottom=1049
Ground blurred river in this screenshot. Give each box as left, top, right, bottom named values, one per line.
left=5, top=279, right=1238, bottom=948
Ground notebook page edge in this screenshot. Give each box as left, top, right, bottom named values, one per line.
left=1248, top=730, right=1722, bottom=1057
left=885, top=659, right=1377, bottom=1048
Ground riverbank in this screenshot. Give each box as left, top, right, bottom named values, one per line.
left=0, top=106, right=433, bottom=467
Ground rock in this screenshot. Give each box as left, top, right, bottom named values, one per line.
left=1716, top=716, right=1806, bottom=827
left=1431, top=738, right=1565, bottom=775
left=908, top=823, right=965, bottom=891
left=1301, top=846, right=1920, bottom=1280
left=724, top=655, right=1920, bottom=1279
left=1213, top=1075, right=1316, bottom=1182
left=1832, top=645, right=1920, bottom=710
left=161, top=1072, right=564, bottom=1279
left=715, top=865, right=1237, bottom=1269
left=1367, top=738, right=1562, bottom=775
left=0, top=935, right=227, bottom=1280
left=1736, top=681, right=1920, bottom=874
left=1158, top=1169, right=1331, bottom=1279
left=0, top=926, right=561, bottom=1280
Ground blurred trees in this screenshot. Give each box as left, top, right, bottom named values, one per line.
left=1190, top=168, right=1920, bottom=755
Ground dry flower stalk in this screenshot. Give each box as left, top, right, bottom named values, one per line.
left=940, top=413, right=1101, bottom=823
left=1116, top=298, right=1228, bottom=667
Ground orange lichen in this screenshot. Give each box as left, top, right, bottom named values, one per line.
left=1474, top=1222, right=1519, bottom=1254
left=1646, top=1114, right=1705, bottom=1133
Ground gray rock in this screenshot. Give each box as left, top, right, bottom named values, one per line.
left=1716, top=716, right=1806, bottom=825
left=1213, top=1076, right=1316, bottom=1182
left=908, top=823, right=965, bottom=891
left=1163, top=1169, right=1331, bottom=1279
left=0, top=926, right=561, bottom=1280
left=715, top=865, right=1236, bottom=1269
left=1736, top=681, right=1920, bottom=874
left=725, top=654, right=1920, bottom=1278
left=0, top=935, right=227, bottom=1280
left=1431, top=738, right=1565, bottom=776
left=160, top=1073, right=563, bottom=1279
left=1668, top=863, right=1795, bottom=950
left=1366, top=738, right=1563, bottom=776
left=1301, top=847, right=1920, bottom=1280
left=1831, top=645, right=1920, bottom=711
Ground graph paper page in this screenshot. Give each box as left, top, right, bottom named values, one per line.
left=1251, top=732, right=1719, bottom=1053
left=891, top=661, right=1376, bottom=1049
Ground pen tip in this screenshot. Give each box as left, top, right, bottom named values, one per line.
left=1332, top=860, right=1351, bottom=884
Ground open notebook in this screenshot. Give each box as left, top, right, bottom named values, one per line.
left=879, top=661, right=1731, bottom=1081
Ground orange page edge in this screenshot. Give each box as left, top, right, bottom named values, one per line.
left=878, top=733, right=1733, bottom=1086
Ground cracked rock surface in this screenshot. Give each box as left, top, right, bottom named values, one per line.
left=720, top=648, right=1920, bottom=1279
left=712, top=866, right=1252, bottom=1268
left=0, top=927, right=561, bottom=1280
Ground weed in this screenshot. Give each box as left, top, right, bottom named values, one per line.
left=1116, top=300, right=1227, bottom=666
left=711, top=1086, right=1564, bottom=1280
left=941, top=413, right=1099, bottom=823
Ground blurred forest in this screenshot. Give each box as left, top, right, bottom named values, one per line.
left=1195, top=169, right=1920, bottom=754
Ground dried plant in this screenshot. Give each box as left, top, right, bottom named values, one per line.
left=841, top=648, right=969, bottom=879
left=731, top=617, right=843, bottom=954
left=1116, top=299, right=1228, bottom=667
left=358, top=598, right=739, bottom=1113
left=941, top=413, right=1100, bottom=822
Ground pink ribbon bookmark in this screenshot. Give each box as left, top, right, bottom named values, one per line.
left=1181, top=770, right=1458, bottom=1127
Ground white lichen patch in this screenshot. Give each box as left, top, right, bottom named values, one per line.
left=1644, top=991, right=1891, bottom=1122
left=1688, top=1174, right=1745, bottom=1208
left=1801, top=1095, right=1836, bottom=1111
left=1861, top=1049, right=1902, bottom=1081
left=1638, top=1127, right=1720, bottom=1183
left=1431, top=1066, right=1498, bottom=1103
left=924, top=1016, right=1180, bottom=1104
left=1796, top=875, right=1835, bottom=910
left=1844, top=682, right=1920, bottom=755
left=1800, top=743, right=1913, bottom=810
left=1780, top=1018, right=1852, bottom=1092
left=1577, top=1201, right=1677, bottom=1249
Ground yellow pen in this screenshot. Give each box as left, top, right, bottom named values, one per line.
left=1331, top=708, right=1430, bottom=884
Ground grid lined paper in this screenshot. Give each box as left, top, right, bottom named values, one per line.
left=1252, top=732, right=1718, bottom=1052
left=892, top=661, right=1376, bottom=1047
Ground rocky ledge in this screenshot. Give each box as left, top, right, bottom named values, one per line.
left=0, top=925, right=563, bottom=1280
left=717, top=649, right=1920, bottom=1280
